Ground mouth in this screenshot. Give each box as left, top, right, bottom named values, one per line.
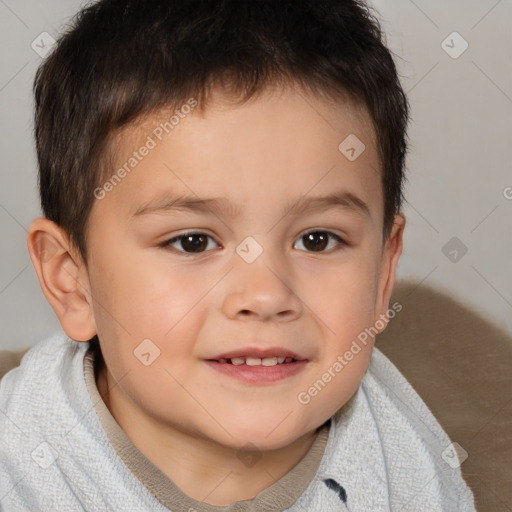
left=205, top=349, right=308, bottom=383
left=210, top=356, right=298, bottom=366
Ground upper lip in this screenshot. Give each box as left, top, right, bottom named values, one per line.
left=208, top=347, right=307, bottom=361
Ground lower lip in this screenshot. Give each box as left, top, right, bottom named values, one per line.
left=205, top=360, right=308, bottom=383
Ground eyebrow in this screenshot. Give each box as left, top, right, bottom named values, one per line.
left=131, top=190, right=371, bottom=221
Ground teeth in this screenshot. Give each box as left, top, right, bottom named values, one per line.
left=245, top=357, right=261, bottom=366
left=216, top=356, right=295, bottom=365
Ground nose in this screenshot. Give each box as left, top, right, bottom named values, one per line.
left=222, top=244, right=303, bottom=323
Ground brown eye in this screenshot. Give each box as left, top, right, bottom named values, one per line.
left=179, top=234, right=208, bottom=252
left=294, top=230, right=345, bottom=253
left=162, top=232, right=218, bottom=254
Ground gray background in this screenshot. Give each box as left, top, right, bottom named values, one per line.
left=1, top=0, right=511, bottom=350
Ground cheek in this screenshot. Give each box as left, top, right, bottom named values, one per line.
left=90, top=248, right=200, bottom=336
left=306, top=256, right=379, bottom=331
left=89, top=256, right=209, bottom=373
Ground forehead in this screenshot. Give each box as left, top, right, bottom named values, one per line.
left=100, top=85, right=381, bottom=225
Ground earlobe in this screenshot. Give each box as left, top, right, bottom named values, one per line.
left=373, top=213, right=406, bottom=332
left=27, top=217, right=97, bottom=342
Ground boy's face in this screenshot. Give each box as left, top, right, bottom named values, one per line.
left=84, top=85, right=404, bottom=450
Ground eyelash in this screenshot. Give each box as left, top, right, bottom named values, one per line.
left=159, top=230, right=347, bottom=256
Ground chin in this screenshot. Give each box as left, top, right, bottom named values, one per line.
left=219, top=420, right=313, bottom=453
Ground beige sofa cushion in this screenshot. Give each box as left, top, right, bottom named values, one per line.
left=376, top=280, right=512, bottom=512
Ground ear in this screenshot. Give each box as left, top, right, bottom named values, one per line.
left=27, top=217, right=97, bottom=342
left=373, top=213, right=406, bottom=333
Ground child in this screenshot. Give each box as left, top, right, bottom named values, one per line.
left=0, top=0, right=476, bottom=510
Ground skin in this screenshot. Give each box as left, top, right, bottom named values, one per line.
left=27, top=84, right=405, bottom=505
